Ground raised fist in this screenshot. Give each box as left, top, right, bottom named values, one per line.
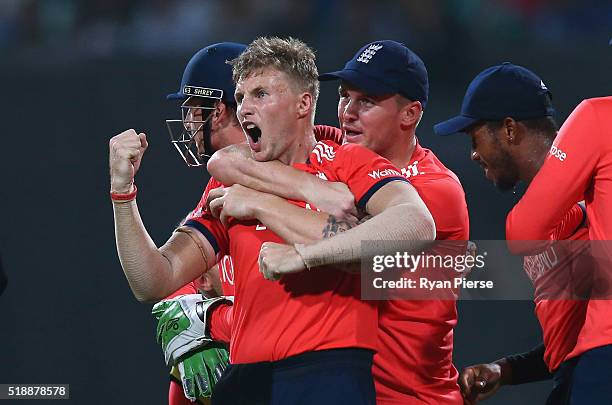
left=109, top=129, right=148, bottom=193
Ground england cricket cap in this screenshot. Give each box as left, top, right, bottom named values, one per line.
left=434, top=62, right=555, bottom=136
left=319, top=40, right=429, bottom=108
left=166, top=42, right=247, bottom=104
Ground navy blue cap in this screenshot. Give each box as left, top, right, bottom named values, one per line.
left=434, top=63, right=555, bottom=136
left=167, top=42, right=247, bottom=103
left=319, top=40, right=429, bottom=108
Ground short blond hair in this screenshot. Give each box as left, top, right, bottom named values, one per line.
left=229, top=37, right=319, bottom=105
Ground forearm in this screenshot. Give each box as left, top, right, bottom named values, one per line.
left=254, top=195, right=336, bottom=244
left=113, top=200, right=210, bottom=302
left=208, top=145, right=322, bottom=202
left=296, top=203, right=435, bottom=271
left=503, top=343, right=551, bottom=385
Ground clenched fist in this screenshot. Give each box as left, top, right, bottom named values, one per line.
left=259, top=242, right=307, bottom=281
left=109, top=129, right=148, bottom=193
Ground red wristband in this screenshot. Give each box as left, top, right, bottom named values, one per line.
left=111, top=184, right=137, bottom=202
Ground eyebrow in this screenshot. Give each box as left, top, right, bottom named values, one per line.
left=250, top=85, right=265, bottom=95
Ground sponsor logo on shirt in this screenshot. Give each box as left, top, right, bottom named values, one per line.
left=367, top=168, right=402, bottom=179
left=550, top=145, right=567, bottom=162
left=401, top=161, right=425, bottom=178
left=312, top=142, right=336, bottom=164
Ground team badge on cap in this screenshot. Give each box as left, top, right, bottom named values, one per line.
left=357, top=44, right=383, bottom=64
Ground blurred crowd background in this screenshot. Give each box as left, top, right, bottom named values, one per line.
left=1, top=0, right=609, bottom=64
left=0, top=1, right=610, bottom=404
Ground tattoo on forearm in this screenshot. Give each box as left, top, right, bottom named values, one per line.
left=322, top=215, right=372, bottom=238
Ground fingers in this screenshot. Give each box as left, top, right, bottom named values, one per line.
left=220, top=209, right=229, bottom=228
left=208, top=196, right=224, bottom=219
left=344, top=213, right=359, bottom=223
left=258, top=243, right=281, bottom=281
left=139, top=132, right=148, bottom=150
left=206, top=187, right=226, bottom=211
left=459, top=367, right=475, bottom=398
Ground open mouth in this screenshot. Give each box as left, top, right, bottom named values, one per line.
left=244, top=123, right=262, bottom=143
left=343, top=126, right=363, bottom=140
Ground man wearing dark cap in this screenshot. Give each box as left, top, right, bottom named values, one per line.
left=435, top=63, right=612, bottom=404
left=207, top=40, right=469, bottom=404
left=110, top=42, right=248, bottom=404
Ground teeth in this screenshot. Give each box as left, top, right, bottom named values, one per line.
left=246, top=124, right=256, bottom=129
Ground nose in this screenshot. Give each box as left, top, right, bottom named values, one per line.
left=184, top=108, right=199, bottom=132
left=342, top=99, right=358, bottom=122
left=238, top=96, right=253, bottom=120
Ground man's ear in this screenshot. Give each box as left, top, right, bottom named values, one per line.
left=297, top=92, right=313, bottom=119
left=502, top=117, right=518, bottom=145
left=399, top=99, right=423, bottom=129
left=211, top=101, right=226, bottom=126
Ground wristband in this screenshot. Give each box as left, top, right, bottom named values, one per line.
left=111, top=184, right=137, bottom=202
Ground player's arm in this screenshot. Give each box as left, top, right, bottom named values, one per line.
left=110, top=129, right=217, bottom=302
left=259, top=179, right=436, bottom=279
left=207, top=144, right=357, bottom=220
left=506, top=100, right=601, bottom=244
left=206, top=184, right=348, bottom=244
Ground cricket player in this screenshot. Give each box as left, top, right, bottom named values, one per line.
left=155, top=42, right=346, bottom=403
left=110, top=37, right=435, bottom=405
left=435, top=63, right=611, bottom=403
left=205, top=40, right=469, bottom=404
left=157, top=42, right=248, bottom=405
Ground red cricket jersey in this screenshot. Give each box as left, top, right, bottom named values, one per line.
left=507, top=97, right=612, bottom=242
left=189, top=140, right=408, bottom=363
left=184, top=124, right=346, bottom=345
left=525, top=203, right=589, bottom=371
left=506, top=97, right=612, bottom=370
left=373, top=140, right=469, bottom=405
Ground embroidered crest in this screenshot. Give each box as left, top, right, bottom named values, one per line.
left=357, top=44, right=383, bottom=64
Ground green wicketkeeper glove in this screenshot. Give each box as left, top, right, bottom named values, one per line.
left=174, top=344, right=230, bottom=400
left=153, top=295, right=233, bottom=400
left=152, top=294, right=231, bottom=365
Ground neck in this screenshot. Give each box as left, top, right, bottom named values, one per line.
left=278, top=122, right=317, bottom=165
left=518, top=135, right=553, bottom=184
left=387, top=130, right=417, bottom=169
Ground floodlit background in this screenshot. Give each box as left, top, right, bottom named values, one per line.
left=0, top=1, right=610, bottom=403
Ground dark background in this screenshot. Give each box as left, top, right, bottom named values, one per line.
left=0, top=1, right=610, bottom=403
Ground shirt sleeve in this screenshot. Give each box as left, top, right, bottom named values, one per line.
left=506, top=100, right=601, bottom=241
left=505, top=343, right=552, bottom=385
left=552, top=203, right=587, bottom=240
left=331, top=142, right=409, bottom=210
left=183, top=177, right=230, bottom=255
left=209, top=303, right=233, bottom=344
left=314, top=125, right=344, bottom=144
left=164, top=281, right=199, bottom=300
left=414, top=174, right=470, bottom=240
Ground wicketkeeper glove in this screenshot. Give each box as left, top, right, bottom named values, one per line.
left=169, top=344, right=230, bottom=401
left=152, top=294, right=232, bottom=365
left=153, top=295, right=233, bottom=400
